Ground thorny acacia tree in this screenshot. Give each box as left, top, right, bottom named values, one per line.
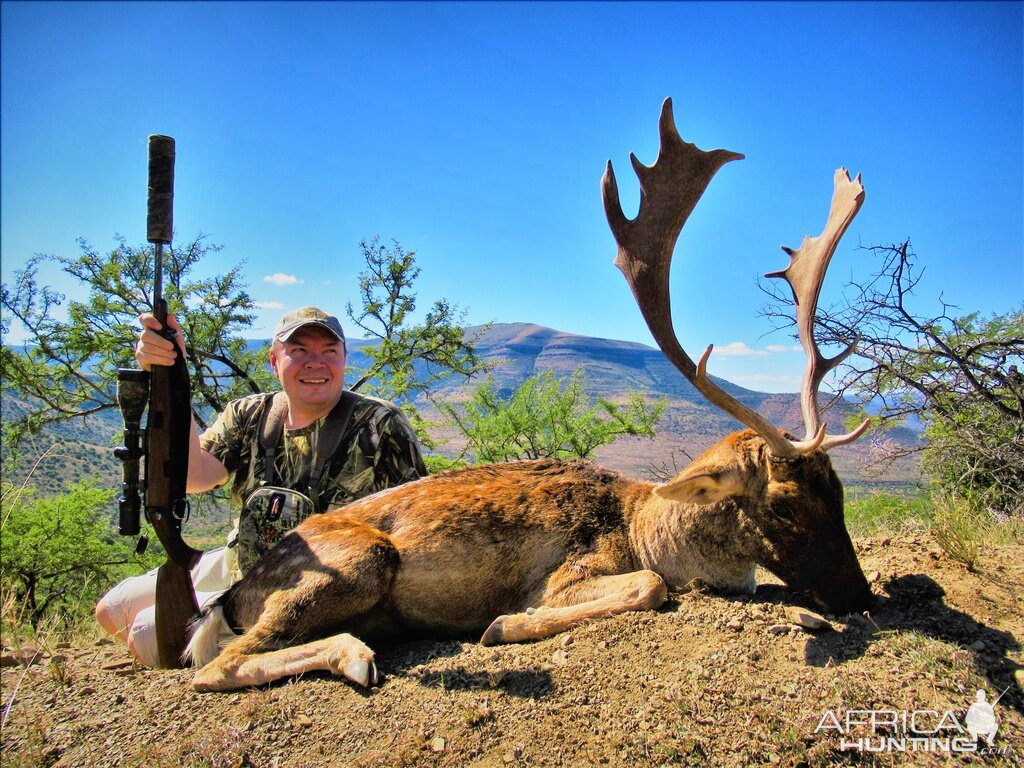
left=763, top=240, right=1024, bottom=517
left=2, top=234, right=487, bottom=457
left=1, top=235, right=273, bottom=453
left=345, top=236, right=488, bottom=441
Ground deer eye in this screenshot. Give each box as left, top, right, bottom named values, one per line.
left=773, top=502, right=797, bottom=523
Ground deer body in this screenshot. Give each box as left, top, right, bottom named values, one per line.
left=188, top=432, right=869, bottom=691
left=187, top=100, right=876, bottom=691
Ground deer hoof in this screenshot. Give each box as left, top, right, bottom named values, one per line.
left=343, top=659, right=378, bottom=687
left=481, top=616, right=507, bottom=646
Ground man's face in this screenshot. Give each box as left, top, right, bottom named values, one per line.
left=269, top=326, right=346, bottom=416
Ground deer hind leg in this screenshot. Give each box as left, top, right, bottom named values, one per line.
left=481, top=565, right=668, bottom=646
left=192, top=520, right=398, bottom=692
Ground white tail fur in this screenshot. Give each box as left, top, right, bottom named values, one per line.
left=184, top=605, right=228, bottom=668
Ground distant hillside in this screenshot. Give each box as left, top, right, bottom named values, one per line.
left=399, top=323, right=922, bottom=489
left=3, top=323, right=922, bottom=498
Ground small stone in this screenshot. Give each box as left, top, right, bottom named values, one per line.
left=295, top=714, right=313, bottom=728
left=100, top=659, right=135, bottom=671
left=969, top=640, right=986, bottom=652
left=430, top=736, right=446, bottom=752
left=868, top=571, right=882, bottom=583
left=596, top=641, right=609, bottom=650
left=560, top=635, right=574, bottom=647
left=784, top=606, right=833, bottom=631
left=768, top=624, right=790, bottom=634
left=1, top=648, right=46, bottom=667
left=726, top=619, right=744, bottom=632
left=551, top=649, right=570, bottom=666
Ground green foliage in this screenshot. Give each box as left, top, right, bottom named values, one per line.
left=0, top=235, right=275, bottom=456
left=844, top=492, right=933, bottom=536
left=344, top=236, right=489, bottom=443
left=437, top=369, right=665, bottom=463
left=929, top=494, right=986, bottom=571
left=920, top=331, right=1024, bottom=518
left=0, top=479, right=156, bottom=629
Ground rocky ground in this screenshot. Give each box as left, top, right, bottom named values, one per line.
left=2, top=531, right=1022, bottom=768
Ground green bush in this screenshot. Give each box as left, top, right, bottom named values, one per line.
left=0, top=479, right=156, bottom=633
left=844, top=492, right=932, bottom=536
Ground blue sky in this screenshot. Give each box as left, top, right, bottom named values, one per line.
left=2, top=1, right=1021, bottom=392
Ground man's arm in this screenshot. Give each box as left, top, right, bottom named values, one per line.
left=136, top=312, right=229, bottom=493
left=374, top=406, right=429, bottom=484
left=186, top=415, right=230, bottom=493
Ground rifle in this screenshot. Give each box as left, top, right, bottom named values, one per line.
left=114, top=135, right=202, bottom=668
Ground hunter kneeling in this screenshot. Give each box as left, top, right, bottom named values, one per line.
left=94, top=306, right=427, bottom=667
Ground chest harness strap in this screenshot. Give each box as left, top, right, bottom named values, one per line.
left=257, top=389, right=360, bottom=513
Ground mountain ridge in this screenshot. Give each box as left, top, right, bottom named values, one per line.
left=5, top=322, right=920, bottom=495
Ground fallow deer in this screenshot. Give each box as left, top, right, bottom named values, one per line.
left=186, top=99, right=874, bottom=691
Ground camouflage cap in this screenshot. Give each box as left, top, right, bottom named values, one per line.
left=274, top=307, right=345, bottom=344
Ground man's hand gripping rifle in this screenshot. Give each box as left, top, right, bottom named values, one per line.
left=115, top=135, right=202, bottom=668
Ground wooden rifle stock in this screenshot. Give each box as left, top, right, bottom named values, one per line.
left=145, top=135, right=202, bottom=667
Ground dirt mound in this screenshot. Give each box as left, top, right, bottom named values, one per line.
left=3, top=532, right=1021, bottom=767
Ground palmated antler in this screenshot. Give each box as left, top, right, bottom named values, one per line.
left=602, top=98, right=869, bottom=459
left=765, top=168, right=871, bottom=450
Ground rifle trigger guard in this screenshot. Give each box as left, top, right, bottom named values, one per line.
left=172, top=498, right=191, bottom=524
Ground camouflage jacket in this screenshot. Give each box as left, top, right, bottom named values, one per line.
left=200, top=391, right=427, bottom=573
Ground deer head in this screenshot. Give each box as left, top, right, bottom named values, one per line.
left=603, top=99, right=873, bottom=613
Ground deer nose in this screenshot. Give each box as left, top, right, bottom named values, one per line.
left=813, top=581, right=875, bottom=615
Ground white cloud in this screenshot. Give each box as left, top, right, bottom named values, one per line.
left=263, top=273, right=303, bottom=286
left=714, top=342, right=767, bottom=357
left=255, top=301, right=285, bottom=310
left=714, top=342, right=802, bottom=357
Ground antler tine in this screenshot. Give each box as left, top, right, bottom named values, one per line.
left=603, top=98, right=810, bottom=460
left=765, top=168, right=871, bottom=450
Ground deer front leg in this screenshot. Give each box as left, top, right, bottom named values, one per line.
left=193, top=631, right=378, bottom=692
left=480, top=569, right=668, bottom=645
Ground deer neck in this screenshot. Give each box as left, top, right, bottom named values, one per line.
left=628, top=488, right=757, bottom=594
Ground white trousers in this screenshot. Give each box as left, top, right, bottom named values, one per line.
left=100, top=546, right=238, bottom=667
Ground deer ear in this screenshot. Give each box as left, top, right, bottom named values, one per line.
left=655, top=467, right=745, bottom=504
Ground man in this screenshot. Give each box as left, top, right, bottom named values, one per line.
left=95, top=306, right=427, bottom=666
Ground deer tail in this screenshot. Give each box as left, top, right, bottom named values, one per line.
left=183, top=603, right=228, bottom=668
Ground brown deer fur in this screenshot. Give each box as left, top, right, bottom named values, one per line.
left=187, top=434, right=872, bottom=691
